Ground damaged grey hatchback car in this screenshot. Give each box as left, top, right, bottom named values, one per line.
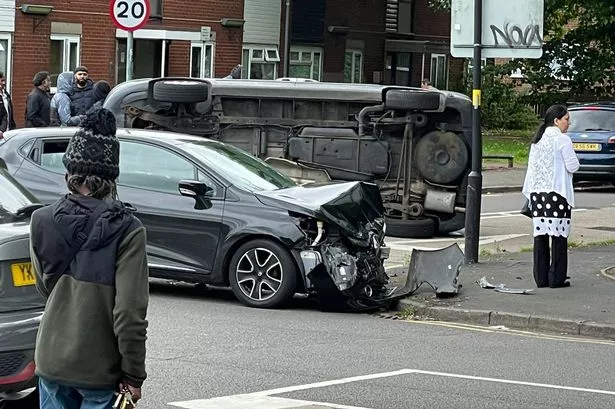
left=0, top=128, right=410, bottom=310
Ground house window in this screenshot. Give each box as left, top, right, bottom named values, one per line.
left=398, top=0, right=412, bottom=34
left=344, top=50, right=363, bottom=83
left=149, top=0, right=163, bottom=18
left=289, top=47, right=322, bottom=80
left=430, top=53, right=447, bottom=89
left=242, top=46, right=280, bottom=79
left=50, top=34, right=80, bottom=87
left=386, top=0, right=412, bottom=34
left=190, top=43, right=214, bottom=78
left=0, top=35, right=11, bottom=92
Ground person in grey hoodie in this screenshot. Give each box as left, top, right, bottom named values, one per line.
left=30, top=106, right=149, bottom=408
left=50, top=72, right=82, bottom=126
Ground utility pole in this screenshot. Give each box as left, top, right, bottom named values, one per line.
left=126, top=31, right=134, bottom=81
left=283, top=0, right=291, bottom=77
left=463, top=0, right=483, bottom=264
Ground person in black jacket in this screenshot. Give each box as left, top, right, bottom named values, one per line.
left=70, top=66, right=96, bottom=116
left=0, top=71, right=16, bottom=137
left=25, top=71, right=51, bottom=127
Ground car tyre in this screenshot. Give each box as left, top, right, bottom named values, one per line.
left=152, top=80, right=208, bottom=104
left=385, top=216, right=436, bottom=238
left=436, top=212, right=466, bottom=235
left=384, top=89, right=441, bottom=111
left=229, top=239, right=298, bottom=308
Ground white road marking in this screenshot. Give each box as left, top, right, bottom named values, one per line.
left=169, top=395, right=371, bottom=409
left=169, top=368, right=615, bottom=408
left=387, top=234, right=526, bottom=247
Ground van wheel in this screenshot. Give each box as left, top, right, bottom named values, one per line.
left=229, top=239, right=297, bottom=308
left=152, top=80, right=209, bottom=104
left=384, top=89, right=441, bottom=111
left=385, top=217, right=436, bottom=238
left=436, top=213, right=465, bottom=235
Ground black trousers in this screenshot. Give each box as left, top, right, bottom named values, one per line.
left=533, top=234, right=568, bottom=287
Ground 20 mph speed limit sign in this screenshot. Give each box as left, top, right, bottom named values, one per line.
left=109, top=0, right=151, bottom=32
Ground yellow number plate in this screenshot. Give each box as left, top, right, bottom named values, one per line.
left=573, top=143, right=601, bottom=151
left=11, top=262, right=36, bottom=287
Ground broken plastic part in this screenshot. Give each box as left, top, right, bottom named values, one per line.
left=406, top=243, right=464, bottom=297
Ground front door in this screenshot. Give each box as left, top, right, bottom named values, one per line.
left=117, top=140, right=224, bottom=277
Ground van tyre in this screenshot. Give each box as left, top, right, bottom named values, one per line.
left=229, top=239, right=297, bottom=308
left=385, top=216, right=436, bottom=238
left=152, top=80, right=209, bottom=104
left=436, top=212, right=465, bottom=235
left=384, top=89, right=441, bottom=111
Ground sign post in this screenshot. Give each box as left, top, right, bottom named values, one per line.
left=450, top=0, right=544, bottom=263
left=109, top=0, right=151, bottom=82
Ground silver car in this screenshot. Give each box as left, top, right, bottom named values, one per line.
left=0, top=163, right=45, bottom=406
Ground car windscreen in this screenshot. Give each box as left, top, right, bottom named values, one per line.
left=0, top=169, right=38, bottom=224
left=178, top=139, right=296, bottom=192
left=568, top=109, right=615, bottom=132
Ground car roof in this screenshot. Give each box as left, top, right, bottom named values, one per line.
left=2, top=127, right=214, bottom=147
left=568, top=101, right=615, bottom=110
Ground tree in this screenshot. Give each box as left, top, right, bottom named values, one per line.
left=429, top=0, right=615, bottom=102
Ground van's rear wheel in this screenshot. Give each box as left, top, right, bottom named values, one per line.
left=152, top=80, right=209, bottom=103
left=385, top=216, right=436, bottom=238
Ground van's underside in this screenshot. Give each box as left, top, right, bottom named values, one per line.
left=122, top=81, right=472, bottom=238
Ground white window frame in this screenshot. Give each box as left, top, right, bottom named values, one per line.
left=50, top=34, right=81, bottom=73
left=0, top=33, right=12, bottom=93
left=242, top=46, right=279, bottom=79
left=344, top=49, right=363, bottom=83
left=430, top=53, right=448, bottom=89
left=190, top=42, right=215, bottom=78
left=289, top=46, right=322, bottom=81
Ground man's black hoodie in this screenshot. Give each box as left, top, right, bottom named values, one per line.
left=30, top=194, right=149, bottom=389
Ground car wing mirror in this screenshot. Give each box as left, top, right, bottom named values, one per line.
left=179, top=180, right=213, bottom=210
left=179, top=180, right=213, bottom=197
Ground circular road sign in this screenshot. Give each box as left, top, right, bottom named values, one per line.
left=109, top=0, right=151, bottom=32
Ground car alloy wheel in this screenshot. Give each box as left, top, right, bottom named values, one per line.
left=236, top=247, right=283, bottom=301
left=229, top=239, right=298, bottom=308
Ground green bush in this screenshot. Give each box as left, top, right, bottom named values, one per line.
left=480, top=65, right=540, bottom=131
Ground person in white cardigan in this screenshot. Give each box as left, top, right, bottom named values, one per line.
left=522, top=104, right=580, bottom=288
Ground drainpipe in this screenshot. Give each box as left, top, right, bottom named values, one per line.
left=283, top=0, right=291, bottom=77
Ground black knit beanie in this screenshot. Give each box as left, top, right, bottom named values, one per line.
left=93, top=80, right=111, bottom=102
left=62, top=106, right=119, bottom=180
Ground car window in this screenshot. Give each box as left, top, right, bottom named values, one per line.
left=568, top=109, right=615, bottom=132
left=119, top=141, right=199, bottom=195
left=38, top=140, right=70, bottom=174
left=19, top=139, right=35, bottom=158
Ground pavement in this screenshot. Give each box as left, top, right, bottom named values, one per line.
left=391, top=165, right=615, bottom=341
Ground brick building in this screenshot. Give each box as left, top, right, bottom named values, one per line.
left=280, top=0, right=464, bottom=89
left=5, top=0, right=245, bottom=127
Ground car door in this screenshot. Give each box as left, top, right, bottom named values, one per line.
left=13, top=137, right=70, bottom=204
left=116, top=140, right=225, bottom=278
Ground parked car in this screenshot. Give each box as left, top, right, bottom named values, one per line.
left=567, top=102, right=615, bottom=182
left=0, top=128, right=409, bottom=310
left=0, top=163, right=45, bottom=406
left=102, top=77, right=473, bottom=238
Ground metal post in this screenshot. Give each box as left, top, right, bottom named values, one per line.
left=464, top=0, right=483, bottom=264
left=283, top=0, right=291, bottom=77
left=126, top=30, right=134, bottom=81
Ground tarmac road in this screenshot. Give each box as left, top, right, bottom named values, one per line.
left=107, top=283, right=615, bottom=408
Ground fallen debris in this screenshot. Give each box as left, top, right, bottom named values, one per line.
left=406, top=243, right=464, bottom=298
left=477, top=276, right=534, bottom=295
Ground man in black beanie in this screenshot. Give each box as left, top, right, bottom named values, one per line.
left=70, top=65, right=96, bottom=116
left=29, top=106, right=149, bottom=408
left=25, top=71, right=51, bottom=127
